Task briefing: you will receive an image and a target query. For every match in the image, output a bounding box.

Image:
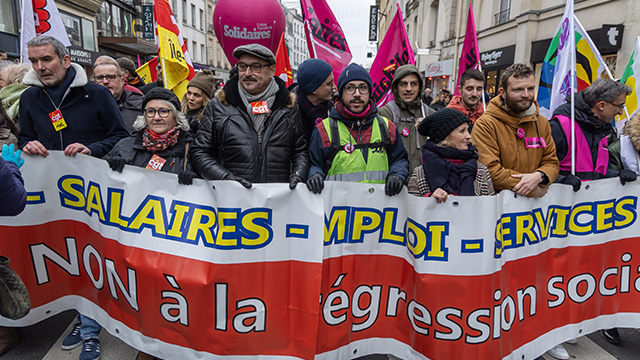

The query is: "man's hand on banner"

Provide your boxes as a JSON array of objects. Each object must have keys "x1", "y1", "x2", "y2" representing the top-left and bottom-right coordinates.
[
  {"x1": 22, "y1": 140, "x2": 49, "y2": 157},
  {"x1": 306, "y1": 174, "x2": 324, "y2": 194},
  {"x1": 289, "y1": 174, "x2": 304, "y2": 190},
  {"x1": 619, "y1": 169, "x2": 637, "y2": 185},
  {"x1": 562, "y1": 173, "x2": 582, "y2": 192},
  {"x1": 385, "y1": 174, "x2": 404, "y2": 196},
  {"x1": 64, "y1": 143, "x2": 91, "y2": 157},
  {"x1": 178, "y1": 170, "x2": 198, "y2": 185},
  {"x1": 106, "y1": 157, "x2": 126, "y2": 172},
  {"x1": 225, "y1": 174, "x2": 252, "y2": 189},
  {"x1": 1, "y1": 144, "x2": 25, "y2": 169}
]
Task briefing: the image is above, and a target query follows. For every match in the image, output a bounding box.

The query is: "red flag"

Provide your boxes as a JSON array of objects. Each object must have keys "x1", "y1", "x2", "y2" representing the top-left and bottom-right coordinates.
[
  {"x1": 454, "y1": 3, "x2": 482, "y2": 95},
  {"x1": 275, "y1": 34, "x2": 293, "y2": 86},
  {"x1": 300, "y1": 0, "x2": 352, "y2": 84}
]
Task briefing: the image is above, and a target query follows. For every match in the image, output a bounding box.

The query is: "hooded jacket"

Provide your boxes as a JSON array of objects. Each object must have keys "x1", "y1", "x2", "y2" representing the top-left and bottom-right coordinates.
[
  {"x1": 18, "y1": 63, "x2": 128, "y2": 158},
  {"x1": 471, "y1": 96, "x2": 559, "y2": 196},
  {"x1": 447, "y1": 95, "x2": 484, "y2": 124},
  {"x1": 378, "y1": 65, "x2": 432, "y2": 170},
  {"x1": 549, "y1": 92, "x2": 616, "y2": 181},
  {"x1": 190, "y1": 76, "x2": 309, "y2": 183}
]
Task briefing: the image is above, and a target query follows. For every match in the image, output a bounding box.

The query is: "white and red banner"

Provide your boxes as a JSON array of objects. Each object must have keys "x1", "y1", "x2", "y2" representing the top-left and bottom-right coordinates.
[
  {"x1": 369, "y1": 3, "x2": 415, "y2": 108},
  {"x1": 2, "y1": 153, "x2": 640, "y2": 359}
]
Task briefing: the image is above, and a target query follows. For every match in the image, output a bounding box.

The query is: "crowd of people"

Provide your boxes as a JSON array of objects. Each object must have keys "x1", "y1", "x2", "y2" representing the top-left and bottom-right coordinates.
[{"x1": 0, "y1": 34, "x2": 638, "y2": 360}]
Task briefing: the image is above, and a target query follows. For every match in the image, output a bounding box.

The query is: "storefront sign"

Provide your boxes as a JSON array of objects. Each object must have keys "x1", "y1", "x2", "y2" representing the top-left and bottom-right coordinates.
[
  {"x1": 67, "y1": 47, "x2": 99, "y2": 66},
  {"x1": 425, "y1": 59, "x2": 453, "y2": 77},
  {"x1": 480, "y1": 45, "x2": 515, "y2": 68},
  {"x1": 369, "y1": 6, "x2": 378, "y2": 42},
  {"x1": 142, "y1": 5, "x2": 155, "y2": 40}
]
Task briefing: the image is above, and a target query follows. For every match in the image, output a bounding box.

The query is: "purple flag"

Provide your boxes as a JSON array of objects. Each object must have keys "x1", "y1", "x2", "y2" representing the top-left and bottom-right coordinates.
[{"x1": 369, "y1": 3, "x2": 415, "y2": 108}]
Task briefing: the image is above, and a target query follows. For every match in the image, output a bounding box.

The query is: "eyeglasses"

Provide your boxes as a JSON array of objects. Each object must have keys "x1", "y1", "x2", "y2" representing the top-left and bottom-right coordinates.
[
  {"x1": 606, "y1": 101, "x2": 625, "y2": 109},
  {"x1": 144, "y1": 108, "x2": 172, "y2": 118},
  {"x1": 343, "y1": 83, "x2": 370, "y2": 95},
  {"x1": 94, "y1": 74, "x2": 119, "y2": 82},
  {"x1": 237, "y1": 62, "x2": 268, "y2": 73}
]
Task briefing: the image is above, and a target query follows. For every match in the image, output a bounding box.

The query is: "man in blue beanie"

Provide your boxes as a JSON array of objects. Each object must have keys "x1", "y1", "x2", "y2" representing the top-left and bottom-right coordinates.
[
  {"x1": 293, "y1": 58, "x2": 335, "y2": 141},
  {"x1": 306, "y1": 63, "x2": 409, "y2": 196}
]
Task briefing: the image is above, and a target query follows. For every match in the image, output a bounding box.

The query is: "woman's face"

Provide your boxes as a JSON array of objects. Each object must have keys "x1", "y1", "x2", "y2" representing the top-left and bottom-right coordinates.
[
  {"x1": 443, "y1": 122, "x2": 471, "y2": 150},
  {"x1": 145, "y1": 99, "x2": 177, "y2": 134},
  {"x1": 186, "y1": 86, "x2": 205, "y2": 110}
]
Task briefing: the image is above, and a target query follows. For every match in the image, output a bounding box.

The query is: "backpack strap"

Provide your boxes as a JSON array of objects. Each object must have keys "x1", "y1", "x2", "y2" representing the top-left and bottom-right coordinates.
[{"x1": 323, "y1": 117, "x2": 342, "y2": 173}]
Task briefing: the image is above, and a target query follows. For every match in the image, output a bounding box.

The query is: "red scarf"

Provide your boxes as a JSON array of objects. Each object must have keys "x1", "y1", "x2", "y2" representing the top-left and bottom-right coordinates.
[{"x1": 143, "y1": 127, "x2": 179, "y2": 152}]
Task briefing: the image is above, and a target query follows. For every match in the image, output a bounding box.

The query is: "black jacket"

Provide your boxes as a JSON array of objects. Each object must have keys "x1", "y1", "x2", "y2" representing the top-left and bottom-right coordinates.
[
  {"x1": 190, "y1": 76, "x2": 309, "y2": 183},
  {"x1": 18, "y1": 64, "x2": 128, "y2": 158},
  {"x1": 117, "y1": 90, "x2": 143, "y2": 133},
  {"x1": 550, "y1": 92, "x2": 616, "y2": 181},
  {"x1": 105, "y1": 130, "x2": 194, "y2": 174}
]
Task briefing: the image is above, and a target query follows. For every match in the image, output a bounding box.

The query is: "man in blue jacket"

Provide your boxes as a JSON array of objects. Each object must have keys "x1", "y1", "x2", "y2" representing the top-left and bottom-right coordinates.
[{"x1": 17, "y1": 36, "x2": 128, "y2": 360}]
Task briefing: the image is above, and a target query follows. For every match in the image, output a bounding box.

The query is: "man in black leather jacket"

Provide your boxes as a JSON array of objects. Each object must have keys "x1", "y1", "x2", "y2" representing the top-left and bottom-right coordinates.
[{"x1": 190, "y1": 44, "x2": 308, "y2": 189}]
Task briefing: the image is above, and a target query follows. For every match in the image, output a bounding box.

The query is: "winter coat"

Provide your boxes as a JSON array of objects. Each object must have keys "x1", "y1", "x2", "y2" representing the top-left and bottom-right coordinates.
[
  {"x1": 307, "y1": 103, "x2": 410, "y2": 181},
  {"x1": 116, "y1": 90, "x2": 143, "y2": 133},
  {"x1": 550, "y1": 92, "x2": 616, "y2": 181},
  {"x1": 447, "y1": 95, "x2": 484, "y2": 124},
  {"x1": 105, "y1": 130, "x2": 193, "y2": 174},
  {"x1": 18, "y1": 63, "x2": 128, "y2": 158},
  {"x1": 407, "y1": 163, "x2": 494, "y2": 197},
  {"x1": 0, "y1": 158, "x2": 26, "y2": 216},
  {"x1": 292, "y1": 85, "x2": 333, "y2": 143},
  {"x1": 471, "y1": 96, "x2": 559, "y2": 196},
  {"x1": 378, "y1": 64, "x2": 433, "y2": 171},
  {"x1": 190, "y1": 76, "x2": 309, "y2": 183}
]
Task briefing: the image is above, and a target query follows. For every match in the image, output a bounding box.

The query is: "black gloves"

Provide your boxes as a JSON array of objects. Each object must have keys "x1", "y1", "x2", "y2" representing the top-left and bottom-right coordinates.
[
  {"x1": 289, "y1": 174, "x2": 304, "y2": 190},
  {"x1": 306, "y1": 174, "x2": 324, "y2": 194},
  {"x1": 619, "y1": 169, "x2": 637, "y2": 185},
  {"x1": 178, "y1": 171, "x2": 197, "y2": 185},
  {"x1": 106, "y1": 157, "x2": 126, "y2": 172},
  {"x1": 225, "y1": 174, "x2": 252, "y2": 188},
  {"x1": 562, "y1": 173, "x2": 581, "y2": 192},
  {"x1": 385, "y1": 175, "x2": 404, "y2": 196}
]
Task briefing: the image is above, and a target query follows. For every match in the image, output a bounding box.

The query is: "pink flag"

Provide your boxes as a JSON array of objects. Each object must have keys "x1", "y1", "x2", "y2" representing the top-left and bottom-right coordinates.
[
  {"x1": 454, "y1": 3, "x2": 482, "y2": 95},
  {"x1": 369, "y1": 3, "x2": 415, "y2": 108},
  {"x1": 300, "y1": 0, "x2": 352, "y2": 83}
]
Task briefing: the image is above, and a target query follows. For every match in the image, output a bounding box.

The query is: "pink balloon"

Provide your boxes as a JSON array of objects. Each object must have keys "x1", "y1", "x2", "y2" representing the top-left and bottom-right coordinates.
[{"x1": 213, "y1": 0, "x2": 286, "y2": 65}]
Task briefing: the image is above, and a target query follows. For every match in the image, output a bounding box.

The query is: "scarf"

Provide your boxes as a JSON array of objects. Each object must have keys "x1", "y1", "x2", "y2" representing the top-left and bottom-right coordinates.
[
  {"x1": 335, "y1": 99, "x2": 374, "y2": 121},
  {"x1": 0, "y1": 83, "x2": 29, "y2": 121},
  {"x1": 421, "y1": 141, "x2": 478, "y2": 196},
  {"x1": 143, "y1": 126, "x2": 180, "y2": 152},
  {"x1": 44, "y1": 66, "x2": 76, "y2": 107},
  {"x1": 238, "y1": 77, "x2": 280, "y2": 136}
]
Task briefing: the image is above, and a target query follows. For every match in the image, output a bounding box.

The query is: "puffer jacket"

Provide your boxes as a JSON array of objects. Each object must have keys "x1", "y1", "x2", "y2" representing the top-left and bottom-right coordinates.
[
  {"x1": 105, "y1": 130, "x2": 194, "y2": 174},
  {"x1": 471, "y1": 96, "x2": 559, "y2": 196},
  {"x1": 190, "y1": 76, "x2": 309, "y2": 183},
  {"x1": 550, "y1": 92, "x2": 616, "y2": 181}
]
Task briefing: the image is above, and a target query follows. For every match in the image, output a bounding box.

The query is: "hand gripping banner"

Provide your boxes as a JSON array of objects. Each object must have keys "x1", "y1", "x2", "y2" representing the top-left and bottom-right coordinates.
[{"x1": 2, "y1": 153, "x2": 640, "y2": 359}]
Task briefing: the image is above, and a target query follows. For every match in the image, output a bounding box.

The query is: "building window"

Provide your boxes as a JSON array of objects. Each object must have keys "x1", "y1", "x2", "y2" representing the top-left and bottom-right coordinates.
[
  {"x1": 98, "y1": 2, "x2": 112, "y2": 37},
  {"x1": 60, "y1": 11, "x2": 95, "y2": 51},
  {"x1": 82, "y1": 19, "x2": 95, "y2": 51},
  {"x1": 172, "y1": 0, "x2": 177, "y2": 12},
  {"x1": 496, "y1": 0, "x2": 510, "y2": 25},
  {"x1": 0, "y1": 0, "x2": 16, "y2": 33},
  {"x1": 192, "y1": 41, "x2": 197, "y2": 60},
  {"x1": 191, "y1": 4, "x2": 196, "y2": 27},
  {"x1": 112, "y1": 6, "x2": 123, "y2": 35},
  {"x1": 199, "y1": 9, "x2": 204, "y2": 30},
  {"x1": 182, "y1": 0, "x2": 187, "y2": 24},
  {"x1": 201, "y1": 44, "x2": 205, "y2": 63}
]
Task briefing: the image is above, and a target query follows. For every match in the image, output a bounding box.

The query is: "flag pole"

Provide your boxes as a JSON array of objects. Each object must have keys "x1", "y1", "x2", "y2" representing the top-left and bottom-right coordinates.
[{"x1": 569, "y1": 1, "x2": 576, "y2": 175}]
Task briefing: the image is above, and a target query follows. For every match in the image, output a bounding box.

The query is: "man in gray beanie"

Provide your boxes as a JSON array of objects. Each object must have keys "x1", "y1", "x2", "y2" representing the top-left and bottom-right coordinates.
[
  {"x1": 306, "y1": 63, "x2": 409, "y2": 196},
  {"x1": 293, "y1": 58, "x2": 336, "y2": 141},
  {"x1": 190, "y1": 44, "x2": 309, "y2": 189}
]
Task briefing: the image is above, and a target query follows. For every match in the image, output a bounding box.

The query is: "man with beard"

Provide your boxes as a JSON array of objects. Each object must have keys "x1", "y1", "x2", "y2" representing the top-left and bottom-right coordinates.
[
  {"x1": 306, "y1": 63, "x2": 409, "y2": 196},
  {"x1": 190, "y1": 44, "x2": 308, "y2": 189},
  {"x1": 471, "y1": 63, "x2": 558, "y2": 198},
  {"x1": 379, "y1": 64, "x2": 433, "y2": 170},
  {"x1": 447, "y1": 68, "x2": 485, "y2": 126}
]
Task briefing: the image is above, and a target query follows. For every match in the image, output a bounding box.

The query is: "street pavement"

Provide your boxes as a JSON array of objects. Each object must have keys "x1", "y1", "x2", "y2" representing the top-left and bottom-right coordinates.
[{"x1": 2, "y1": 311, "x2": 640, "y2": 359}]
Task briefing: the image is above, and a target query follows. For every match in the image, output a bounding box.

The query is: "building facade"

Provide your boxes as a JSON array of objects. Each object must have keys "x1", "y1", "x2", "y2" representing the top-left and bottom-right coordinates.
[
  {"x1": 380, "y1": 0, "x2": 637, "y2": 98},
  {"x1": 283, "y1": 4, "x2": 308, "y2": 76}
]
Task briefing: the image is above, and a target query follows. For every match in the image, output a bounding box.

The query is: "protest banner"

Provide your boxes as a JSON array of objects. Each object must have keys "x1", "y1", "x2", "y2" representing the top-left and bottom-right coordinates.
[
  {"x1": 2, "y1": 154, "x2": 640, "y2": 359},
  {"x1": 369, "y1": 3, "x2": 414, "y2": 108}
]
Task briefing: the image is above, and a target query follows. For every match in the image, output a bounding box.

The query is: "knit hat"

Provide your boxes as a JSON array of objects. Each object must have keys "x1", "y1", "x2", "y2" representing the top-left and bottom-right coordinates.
[
  {"x1": 297, "y1": 59, "x2": 333, "y2": 95},
  {"x1": 418, "y1": 108, "x2": 469, "y2": 143},
  {"x1": 187, "y1": 69, "x2": 215, "y2": 97},
  {"x1": 142, "y1": 87, "x2": 181, "y2": 111},
  {"x1": 337, "y1": 63, "x2": 372, "y2": 97},
  {"x1": 233, "y1": 44, "x2": 276, "y2": 65}
]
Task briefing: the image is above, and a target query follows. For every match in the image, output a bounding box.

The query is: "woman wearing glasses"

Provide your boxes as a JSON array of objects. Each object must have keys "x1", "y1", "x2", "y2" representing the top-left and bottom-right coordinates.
[{"x1": 104, "y1": 87, "x2": 198, "y2": 185}]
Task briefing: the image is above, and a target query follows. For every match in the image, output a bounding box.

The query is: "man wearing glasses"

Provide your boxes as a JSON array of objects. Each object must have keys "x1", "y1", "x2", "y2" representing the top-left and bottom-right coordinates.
[
  {"x1": 190, "y1": 44, "x2": 308, "y2": 189},
  {"x1": 306, "y1": 63, "x2": 409, "y2": 196},
  {"x1": 93, "y1": 56, "x2": 143, "y2": 132},
  {"x1": 550, "y1": 78, "x2": 632, "y2": 190}
]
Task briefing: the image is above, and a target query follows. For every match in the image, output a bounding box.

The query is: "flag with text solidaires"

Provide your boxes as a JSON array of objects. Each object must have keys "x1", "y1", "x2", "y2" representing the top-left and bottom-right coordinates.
[
  {"x1": 154, "y1": 0, "x2": 195, "y2": 99},
  {"x1": 300, "y1": 0, "x2": 352, "y2": 84},
  {"x1": 369, "y1": 3, "x2": 415, "y2": 108},
  {"x1": 20, "y1": 0, "x2": 71, "y2": 62},
  {"x1": 454, "y1": 3, "x2": 481, "y2": 96},
  {"x1": 620, "y1": 36, "x2": 640, "y2": 121},
  {"x1": 275, "y1": 34, "x2": 293, "y2": 86}
]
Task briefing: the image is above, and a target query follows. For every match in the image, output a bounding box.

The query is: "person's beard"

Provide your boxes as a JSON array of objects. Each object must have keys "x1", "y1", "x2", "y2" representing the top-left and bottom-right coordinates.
[{"x1": 504, "y1": 93, "x2": 533, "y2": 114}]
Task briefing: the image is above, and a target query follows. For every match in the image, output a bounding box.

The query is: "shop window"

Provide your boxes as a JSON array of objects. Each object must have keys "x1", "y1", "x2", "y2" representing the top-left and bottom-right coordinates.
[
  {"x1": 603, "y1": 54, "x2": 617, "y2": 78},
  {"x1": 0, "y1": 0, "x2": 16, "y2": 33},
  {"x1": 98, "y1": 1, "x2": 112, "y2": 37},
  {"x1": 60, "y1": 11, "x2": 95, "y2": 51}
]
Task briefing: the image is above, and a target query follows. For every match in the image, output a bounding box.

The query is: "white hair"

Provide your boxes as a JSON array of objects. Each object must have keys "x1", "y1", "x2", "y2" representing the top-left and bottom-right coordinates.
[{"x1": 133, "y1": 100, "x2": 190, "y2": 132}]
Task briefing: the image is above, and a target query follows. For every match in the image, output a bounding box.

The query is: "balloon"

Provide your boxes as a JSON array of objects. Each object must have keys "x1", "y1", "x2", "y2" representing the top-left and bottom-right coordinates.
[{"x1": 212, "y1": 0, "x2": 286, "y2": 65}]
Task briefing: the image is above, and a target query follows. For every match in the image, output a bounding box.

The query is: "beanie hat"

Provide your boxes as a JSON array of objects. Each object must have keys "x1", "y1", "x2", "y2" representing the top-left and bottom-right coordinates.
[
  {"x1": 297, "y1": 59, "x2": 333, "y2": 95},
  {"x1": 188, "y1": 69, "x2": 215, "y2": 97},
  {"x1": 142, "y1": 87, "x2": 181, "y2": 112},
  {"x1": 418, "y1": 108, "x2": 469, "y2": 144},
  {"x1": 337, "y1": 63, "x2": 372, "y2": 97}
]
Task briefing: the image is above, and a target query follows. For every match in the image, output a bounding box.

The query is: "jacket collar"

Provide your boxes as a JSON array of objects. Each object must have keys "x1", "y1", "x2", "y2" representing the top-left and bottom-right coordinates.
[
  {"x1": 23, "y1": 63, "x2": 88, "y2": 89},
  {"x1": 217, "y1": 76, "x2": 293, "y2": 112},
  {"x1": 484, "y1": 95, "x2": 540, "y2": 127}
]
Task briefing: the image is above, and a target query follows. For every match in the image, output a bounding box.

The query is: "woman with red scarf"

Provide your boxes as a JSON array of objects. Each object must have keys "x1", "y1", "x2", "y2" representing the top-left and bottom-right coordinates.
[
  {"x1": 105, "y1": 87, "x2": 197, "y2": 185},
  {"x1": 408, "y1": 108, "x2": 494, "y2": 202}
]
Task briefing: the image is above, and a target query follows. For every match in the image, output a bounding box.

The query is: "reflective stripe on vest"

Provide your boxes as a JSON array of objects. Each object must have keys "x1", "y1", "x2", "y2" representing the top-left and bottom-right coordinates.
[
  {"x1": 556, "y1": 114, "x2": 608, "y2": 180},
  {"x1": 323, "y1": 117, "x2": 390, "y2": 184}
]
